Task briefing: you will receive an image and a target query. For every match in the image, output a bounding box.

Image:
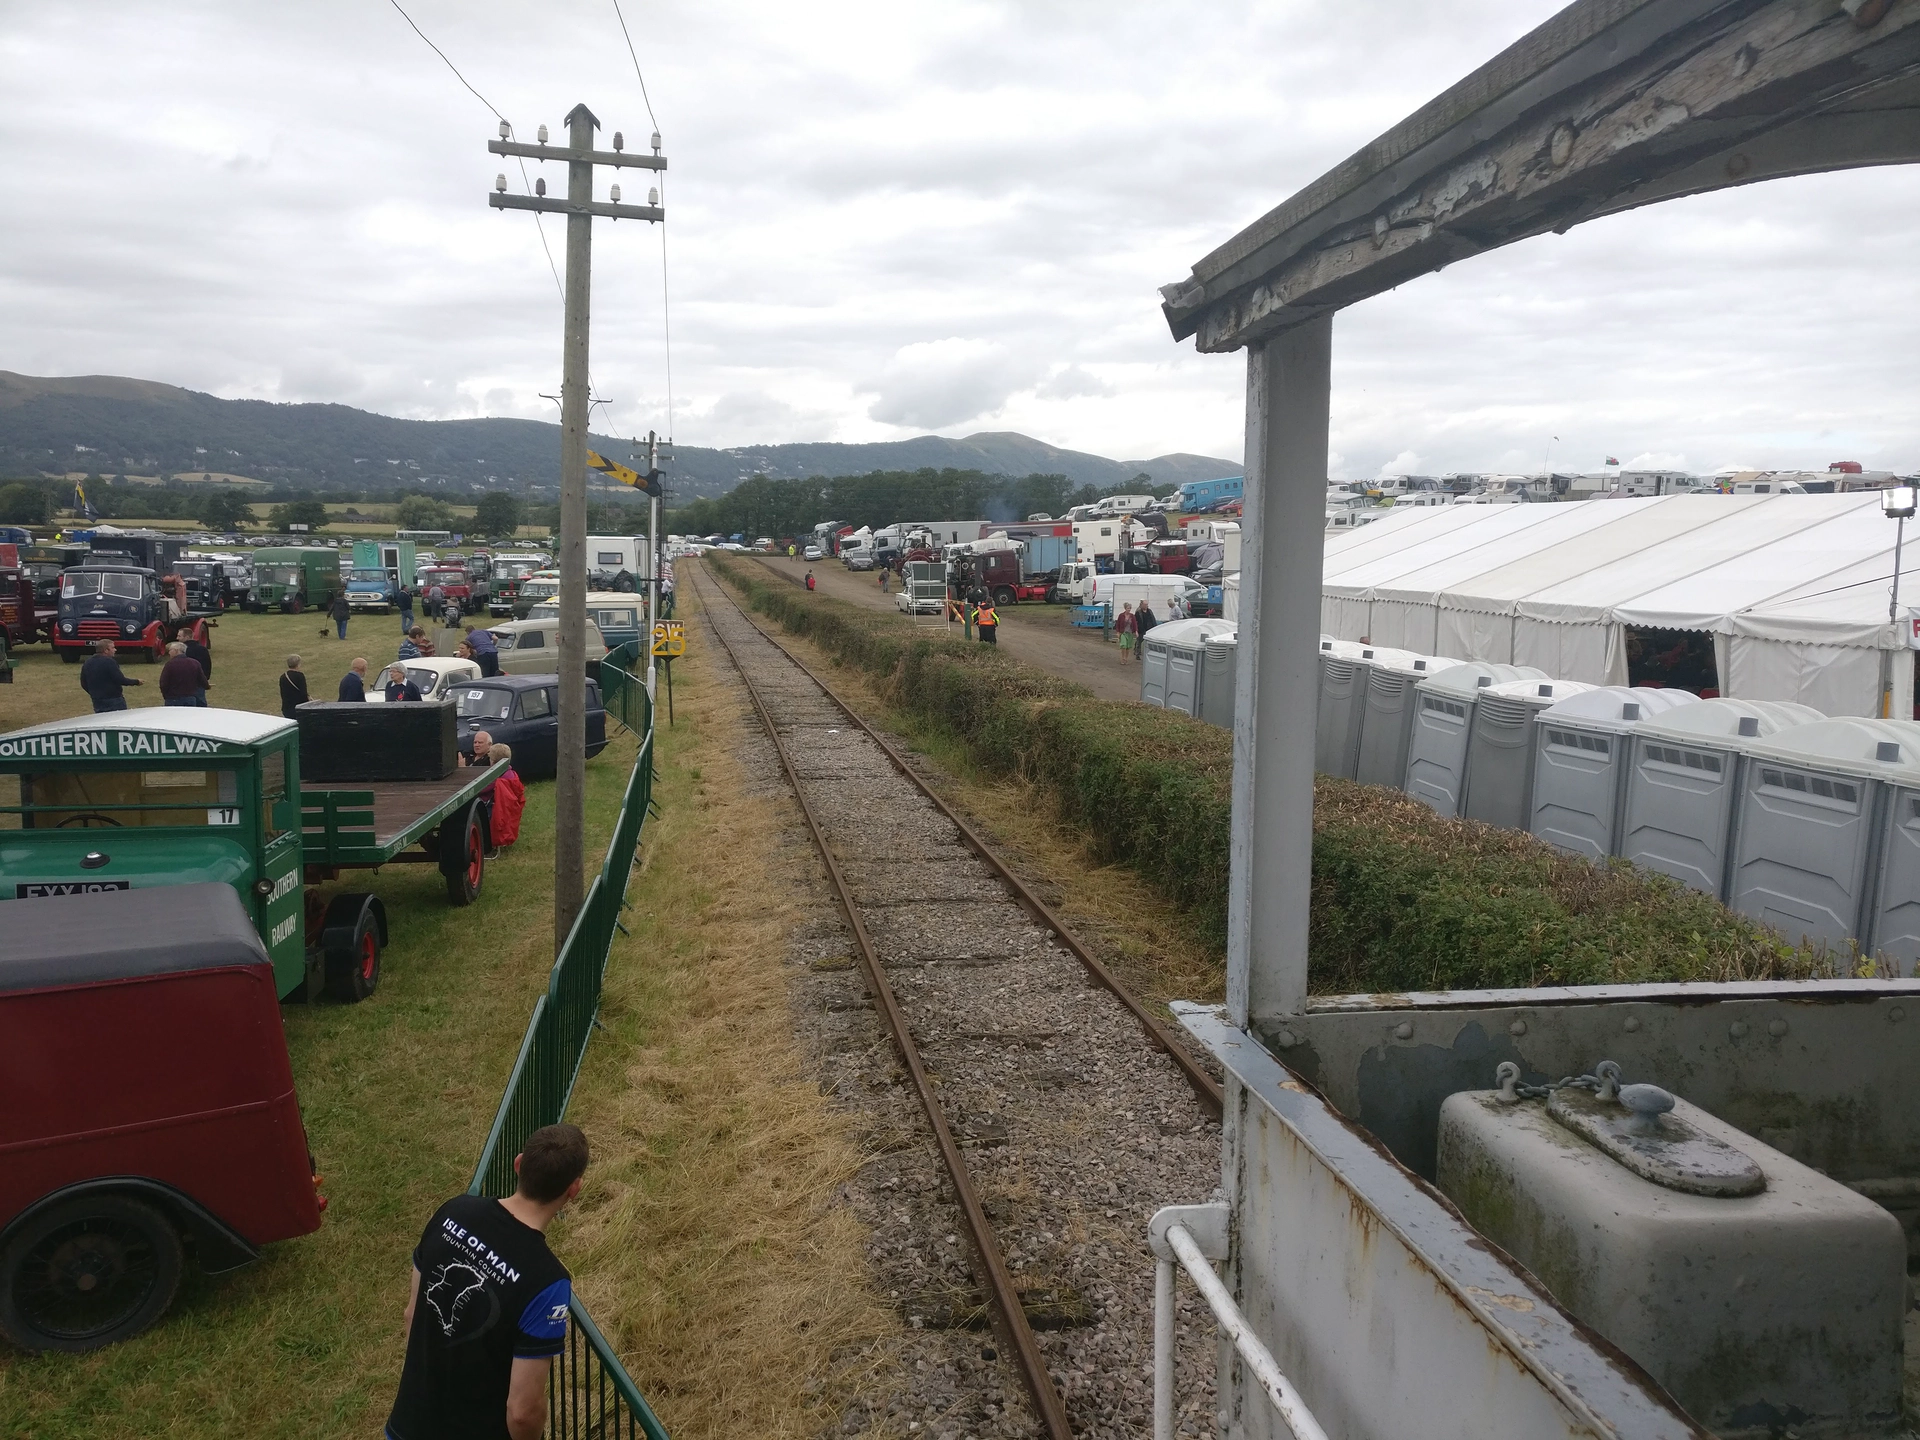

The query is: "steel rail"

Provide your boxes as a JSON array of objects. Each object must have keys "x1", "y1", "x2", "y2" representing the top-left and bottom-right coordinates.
[
  {"x1": 701, "y1": 560, "x2": 1224, "y2": 1119},
  {"x1": 694, "y1": 567, "x2": 1077, "y2": 1440}
]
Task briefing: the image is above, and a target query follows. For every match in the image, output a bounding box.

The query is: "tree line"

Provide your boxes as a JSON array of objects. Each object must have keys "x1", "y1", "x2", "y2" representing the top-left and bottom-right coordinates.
[{"x1": 665, "y1": 468, "x2": 1172, "y2": 540}]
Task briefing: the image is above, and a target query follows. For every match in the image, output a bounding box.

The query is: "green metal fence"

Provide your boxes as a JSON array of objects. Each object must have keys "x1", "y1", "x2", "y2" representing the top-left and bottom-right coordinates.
[{"x1": 469, "y1": 659, "x2": 668, "y2": 1440}]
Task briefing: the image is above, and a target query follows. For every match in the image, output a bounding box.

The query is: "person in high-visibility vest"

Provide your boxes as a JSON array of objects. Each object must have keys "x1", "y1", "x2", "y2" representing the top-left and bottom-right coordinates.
[{"x1": 975, "y1": 600, "x2": 999, "y2": 644}]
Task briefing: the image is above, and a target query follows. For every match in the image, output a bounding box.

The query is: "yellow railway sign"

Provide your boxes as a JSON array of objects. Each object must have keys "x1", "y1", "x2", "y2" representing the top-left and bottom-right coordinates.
[
  {"x1": 651, "y1": 620, "x2": 686, "y2": 657},
  {"x1": 586, "y1": 449, "x2": 643, "y2": 487}
]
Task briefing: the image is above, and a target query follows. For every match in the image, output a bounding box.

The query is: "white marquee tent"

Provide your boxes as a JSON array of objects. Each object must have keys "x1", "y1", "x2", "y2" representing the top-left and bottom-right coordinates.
[{"x1": 1319, "y1": 494, "x2": 1917, "y2": 717}]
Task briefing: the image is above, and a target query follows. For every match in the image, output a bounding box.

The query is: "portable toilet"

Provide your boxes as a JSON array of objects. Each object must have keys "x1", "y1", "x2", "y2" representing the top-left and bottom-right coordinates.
[
  {"x1": 1139, "y1": 618, "x2": 1235, "y2": 715},
  {"x1": 1865, "y1": 736, "x2": 1920, "y2": 976},
  {"x1": 1730, "y1": 719, "x2": 1920, "y2": 956},
  {"x1": 1404, "y1": 663, "x2": 1548, "y2": 817},
  {"x1": 1461, "y1": 678, "x2": 1596, "y2": 831},
  {"x1": 1619, "y1": 699, "x2": 1825, "y2": 899},
  {"x1": 1525, "y1": 687, "x2": 1699, "y2": 860},
  {"x1": 1353, "y1": 652, "x2": 1449, "y2": 788},
  {"x1": 1318, "y1": 645, "x2": 1423, "y2": 780},
  {"x1": 1200, "y1": 631, "x2": 1237, "y2": 729}
]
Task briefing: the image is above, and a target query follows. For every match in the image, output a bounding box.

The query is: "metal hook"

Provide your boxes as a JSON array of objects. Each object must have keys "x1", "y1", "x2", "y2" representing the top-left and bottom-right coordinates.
[
  {"x1": 1495, "y1": 1061, "x2": 1522, "y2": 1104},
  {"x1": 1594, "y1": 1059, "x2": 1622, "y2": 1102}
]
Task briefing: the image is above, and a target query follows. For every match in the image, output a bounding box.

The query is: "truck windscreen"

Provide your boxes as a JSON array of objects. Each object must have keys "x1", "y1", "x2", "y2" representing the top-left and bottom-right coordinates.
[
  {"x1": 17, "y1": 768, "x2": 241, "y2": 828},
  {"x1": 63, "y1": 573, "x2": 143, "y2": 600}
]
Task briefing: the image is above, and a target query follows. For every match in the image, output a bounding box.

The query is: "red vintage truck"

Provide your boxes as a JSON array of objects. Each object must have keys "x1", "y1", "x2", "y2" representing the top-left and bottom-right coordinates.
[
  {"x1": 0, "y1": 884, "x2": 324, "y2": 1352},
  {"x1": 416, "y1": 563, "x2": 476, "y2": 615}
]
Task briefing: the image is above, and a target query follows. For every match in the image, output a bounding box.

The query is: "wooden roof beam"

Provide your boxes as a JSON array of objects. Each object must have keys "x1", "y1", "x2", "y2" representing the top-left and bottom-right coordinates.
[{"x1": 1164, "y1": 0, "x2": 1920, "y2": 353}]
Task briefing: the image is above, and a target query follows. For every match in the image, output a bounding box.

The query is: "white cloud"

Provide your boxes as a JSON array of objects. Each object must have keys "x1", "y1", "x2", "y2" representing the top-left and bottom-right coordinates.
[
  {"x1": 1378, "y1": 449, "x2": 1423, "y2": 478},
  {"x1": 0, "y1": 0, "x2": 1912, "y2": 476},
  {"x1": 863, "y1": 339, "x2": 1031, "y2": 430}
]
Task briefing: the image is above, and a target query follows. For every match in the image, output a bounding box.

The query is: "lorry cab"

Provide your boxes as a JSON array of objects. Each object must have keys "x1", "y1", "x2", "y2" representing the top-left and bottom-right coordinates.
[
  {"x1": 487, "y1": 553, "x2": 548, "y2": 616},
  {"x1": 0, "y1": 710, "x2": 307, "y2": 992},
  {"x1": 52, "y1": 565, "x2": 172, "y2": 662},
  {"x1": 170, "y1": 559, "x2": 231, "y2": 613},
  {"x1": 345, "y1": 567, "x2": 395, "y2": 612},
  {"x1": 417, "y1": 565, "x2": 474, "y2": 613}
]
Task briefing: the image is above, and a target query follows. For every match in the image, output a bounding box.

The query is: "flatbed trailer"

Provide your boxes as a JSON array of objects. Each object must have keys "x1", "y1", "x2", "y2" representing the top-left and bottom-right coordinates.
[{"x1": 0, "y1": 709, "x2": 506, "y2": 1005}]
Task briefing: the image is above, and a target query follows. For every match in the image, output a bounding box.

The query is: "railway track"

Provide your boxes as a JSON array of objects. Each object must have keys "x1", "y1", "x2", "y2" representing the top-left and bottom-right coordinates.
[{"x1": 689, "y1": 561, "x2": 1222, "y2": 1439}]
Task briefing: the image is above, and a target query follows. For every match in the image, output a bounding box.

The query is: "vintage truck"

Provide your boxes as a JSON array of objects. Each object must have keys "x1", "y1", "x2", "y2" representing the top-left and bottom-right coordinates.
[
  {"x1": 487, "y1": 553, "x2": 549, "y2": 615},
  {"x1": 250, "y1": 546, "x2": 341, "y2": 613},
  {"x1": 51, "y1": 563, "x2": 211, "y2": 664},
  {"x1": 0, "y1": 708, "x2": 506, "y2": 1003}
]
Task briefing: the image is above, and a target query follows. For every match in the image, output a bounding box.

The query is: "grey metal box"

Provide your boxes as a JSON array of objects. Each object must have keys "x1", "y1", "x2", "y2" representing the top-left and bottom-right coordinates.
[
  {"x1": 1868, "y1": 783, "x2": 1920, "y2": 976},
  {"x1": 1438, "y1": 1088, "x2": 1907, "y2": 1438},
  {"x1": 1526, "y1": 686, "x2": 1698, "y2": 860}
]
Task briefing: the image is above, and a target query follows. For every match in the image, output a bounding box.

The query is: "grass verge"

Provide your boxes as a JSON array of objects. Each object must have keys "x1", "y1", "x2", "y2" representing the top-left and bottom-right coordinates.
[
  {"x1": 520, "y1": 579, "x2": 896, "y2": 1439},
  {"x1": 707, "y1": 554, "x2": 1836, "y2": 991}
]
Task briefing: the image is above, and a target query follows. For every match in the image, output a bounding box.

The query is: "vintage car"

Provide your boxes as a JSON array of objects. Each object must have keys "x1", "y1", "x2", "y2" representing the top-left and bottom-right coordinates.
[
  {"x1": 485, "y1": 616, "x2": 607, "y2": 677},
  {"x1": 366, "y1": 656, "x2": 483, "y2": 704},
  {"x1": 453, "y1": 674, "x2": 609, "y2": 780}
]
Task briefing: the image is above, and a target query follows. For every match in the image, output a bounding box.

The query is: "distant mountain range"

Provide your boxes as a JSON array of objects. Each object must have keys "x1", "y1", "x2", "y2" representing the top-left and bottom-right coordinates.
[{"x1": 0, "y1": 372, "x2": 1241, "y2": 501}]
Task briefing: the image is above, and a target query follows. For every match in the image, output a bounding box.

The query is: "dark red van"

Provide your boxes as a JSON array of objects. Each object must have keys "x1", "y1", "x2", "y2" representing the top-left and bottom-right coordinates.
[{"x1": 0, "y1": 883, "x2": 323, "y2": 1352}]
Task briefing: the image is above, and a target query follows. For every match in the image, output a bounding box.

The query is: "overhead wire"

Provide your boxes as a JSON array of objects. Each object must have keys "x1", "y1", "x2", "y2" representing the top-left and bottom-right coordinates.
[{"x1": 610, "y1": 0, "x2": 676, "y2": 448}]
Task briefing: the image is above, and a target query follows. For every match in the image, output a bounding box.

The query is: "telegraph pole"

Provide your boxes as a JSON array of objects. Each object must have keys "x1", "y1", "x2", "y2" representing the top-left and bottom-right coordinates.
[{"x1": 488, "y1": 106, "x2": 665, "y2": 953}]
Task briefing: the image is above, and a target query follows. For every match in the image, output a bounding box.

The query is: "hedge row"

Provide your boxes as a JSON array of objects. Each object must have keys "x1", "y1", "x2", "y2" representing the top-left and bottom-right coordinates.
[{"x1": 708, "y1": 556, "x2": 1833, "y2": 990}]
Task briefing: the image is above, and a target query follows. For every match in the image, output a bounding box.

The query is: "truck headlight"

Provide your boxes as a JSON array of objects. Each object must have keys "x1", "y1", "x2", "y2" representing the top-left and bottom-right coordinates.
[
  {"x1": 61, "y1": 621, "x2": 74, "y2": 634},
  {"x1": 123, "y1": 623, "x2": 139, "y2": 635}
]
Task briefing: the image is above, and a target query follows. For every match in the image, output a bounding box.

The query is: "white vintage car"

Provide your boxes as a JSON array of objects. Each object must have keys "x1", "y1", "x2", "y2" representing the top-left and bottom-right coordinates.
[{"x1": 366, "y1": 656, "x2": 483, "y2": 703}]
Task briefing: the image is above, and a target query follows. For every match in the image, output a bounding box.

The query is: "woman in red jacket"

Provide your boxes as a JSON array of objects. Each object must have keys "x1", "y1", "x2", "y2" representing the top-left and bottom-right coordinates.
[{"x1": 487, "y1": 744, "x2": 527, "y2": 850}]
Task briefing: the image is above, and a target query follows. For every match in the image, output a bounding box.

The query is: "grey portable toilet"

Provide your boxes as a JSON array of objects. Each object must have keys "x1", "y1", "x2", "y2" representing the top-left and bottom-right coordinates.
[
  {"x1": 1526, "y1": 687, "x2": 1699, "y2": 860},
  {"x1": 1461, "y1": 678, "x2": 1596, "y2": 831},
  {"x1": 1200, "y1": 631, "x2": 1237, "y2": 729},
  {"x1": 1139, "y1": 618, "x2": 1235, "y2": 715},
  {"x1": 1352, "y1": 652, "x2": 1449, "y2": 788},
  {"x1": 1318, "y1": 644, "x2": 1422, "y2": 780},
  {"x1": 1404, "y1": 663, "x2": 1548, "y2": 817},
  {"x1": 1730, "y1": 719, "x2": 1920, "y2": 955},
  {"x1": 1865, "y1": 735, "x2": 1920, "y2": 976},
  {"x1": 1619, "y1": 699, "x2": 1824, "y2": 899}
]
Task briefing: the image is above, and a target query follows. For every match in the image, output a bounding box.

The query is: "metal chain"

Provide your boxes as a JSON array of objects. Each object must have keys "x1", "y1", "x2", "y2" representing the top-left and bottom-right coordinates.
[{"x1": 1495, "y1": 1058, "x2": 1622, "y2": 1104}]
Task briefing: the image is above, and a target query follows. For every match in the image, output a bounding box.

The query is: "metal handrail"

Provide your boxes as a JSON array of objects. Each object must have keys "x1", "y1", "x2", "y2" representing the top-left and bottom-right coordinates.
[{"x1": 1151, "y1": 1206, "x2": 1328, "y2": 1440}]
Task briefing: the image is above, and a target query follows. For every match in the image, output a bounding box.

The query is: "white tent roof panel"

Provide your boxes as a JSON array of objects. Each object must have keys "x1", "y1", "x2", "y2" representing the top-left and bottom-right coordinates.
[
  {"x1": 1369, "y1": 500, "x2": 1652, "y2": 608},
  {"x1": 1323, "y1": 504, "x2": 1572, "y2": 600}
]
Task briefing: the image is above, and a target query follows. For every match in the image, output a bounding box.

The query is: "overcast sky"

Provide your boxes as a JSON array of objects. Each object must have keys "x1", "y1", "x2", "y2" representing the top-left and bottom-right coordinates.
[{"x1": 3, "y1": 1, "x2": 1916, "y2": 479}]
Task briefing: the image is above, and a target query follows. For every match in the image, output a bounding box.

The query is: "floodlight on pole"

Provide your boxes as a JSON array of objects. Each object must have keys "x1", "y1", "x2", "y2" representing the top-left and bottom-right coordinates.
[{"x1": 1882, "y1": 485, "x2": 1916, "y2": 718}]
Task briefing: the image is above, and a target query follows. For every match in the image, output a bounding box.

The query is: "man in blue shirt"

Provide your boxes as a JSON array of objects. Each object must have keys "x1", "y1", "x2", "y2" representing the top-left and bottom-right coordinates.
[
  {"x1": 79, "y1": 639, "x2": 143, "y2": 712},
  {"x1": 338, "y1": 657, "x2": 369, "y2": 702},
  {"x1": 465, "y1": 623, "x2": 500, "y2": 678},
  {"x1": 386, "y1": 1124, "x2": 588, "y2": 1440}
]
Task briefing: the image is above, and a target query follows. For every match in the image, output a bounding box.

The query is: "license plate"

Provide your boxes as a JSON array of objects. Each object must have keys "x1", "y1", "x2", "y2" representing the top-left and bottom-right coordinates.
[{"x1": 16, "y1": 880, "x2": 132, "y2": 898}]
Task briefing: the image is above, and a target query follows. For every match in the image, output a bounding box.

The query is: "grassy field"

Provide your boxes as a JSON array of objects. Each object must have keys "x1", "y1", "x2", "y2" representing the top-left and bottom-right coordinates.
[
  {"x1": 0, "y1": 610, "x2": 641, "y2": 1437},
  {"x1": 0, "y1": 594, "x2": 897, "y2": 1439}
]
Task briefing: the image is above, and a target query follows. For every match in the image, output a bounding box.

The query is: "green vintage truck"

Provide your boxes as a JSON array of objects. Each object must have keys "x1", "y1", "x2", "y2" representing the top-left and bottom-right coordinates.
[
  {"x1": 250, "y1": 546, "x2": 341, "y2": 613},
  {"x1": 0, "y1": 709, "x2": 505, "y2": 1002}
]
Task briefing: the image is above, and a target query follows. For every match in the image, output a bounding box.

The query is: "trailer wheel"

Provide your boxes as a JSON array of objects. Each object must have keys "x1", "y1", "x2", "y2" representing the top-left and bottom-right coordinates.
[
  {"x1": 0, "y1": 1194, "x2": 184, "y2": 1353},
  {"x1": 323, "y1": 899, "x2": 383, "y2": 1002},
  {"x1": 993, "y1": 586, "x2": 1016, "y2": 608},
  {"x1": 439, "y1": 802, "x2": 486, "y2": 906}
]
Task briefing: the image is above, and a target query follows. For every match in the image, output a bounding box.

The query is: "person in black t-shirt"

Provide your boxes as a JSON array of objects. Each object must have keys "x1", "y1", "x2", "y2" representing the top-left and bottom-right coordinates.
[{"x1": 387, "y1": 1124, "x2": 589, "y2": 1440}]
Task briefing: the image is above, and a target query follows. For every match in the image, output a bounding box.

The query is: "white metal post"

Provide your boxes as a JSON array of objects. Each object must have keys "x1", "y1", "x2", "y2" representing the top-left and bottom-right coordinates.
[
  {"x1": 1154, "y1": 1255, "x2": 1176, "y2": 1440},
  {"x1": 1226, "y1": 317, "x2": 1333, "y2": 1026}
]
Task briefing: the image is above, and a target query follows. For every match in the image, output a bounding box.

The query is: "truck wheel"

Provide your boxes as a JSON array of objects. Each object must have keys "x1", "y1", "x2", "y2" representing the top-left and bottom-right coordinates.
[
  {"x1": 993, "y1": 586, "x2": 1016, "y2": 608},
  {"x1": 60, "y1": 648, "x2": 81, "y2": 664},
  {"x1": 323, "y1": 902, "x2": 382, "y2": 1002},
  {"x1": 439, "y1": 803, "x2": 485, "y2": 906},
  {"x1": 0, "y1": 1194, "x2": 184, "y2": 1353}
]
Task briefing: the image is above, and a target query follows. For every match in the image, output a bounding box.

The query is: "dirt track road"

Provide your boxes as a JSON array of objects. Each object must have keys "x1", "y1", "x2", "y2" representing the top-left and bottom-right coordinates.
[{"x1": 754, "y1": 555, "x2": 1146, "y2": 704}]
